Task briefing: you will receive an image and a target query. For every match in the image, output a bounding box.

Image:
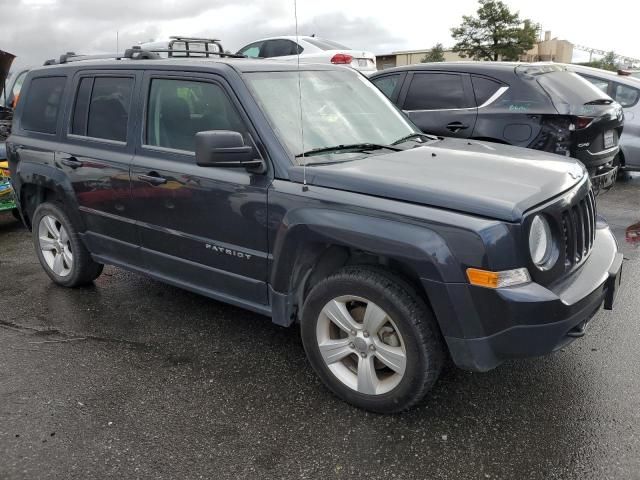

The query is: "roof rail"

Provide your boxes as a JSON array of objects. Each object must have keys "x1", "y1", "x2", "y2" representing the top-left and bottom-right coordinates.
[
  {"x1": 44, "y1": 52, "x2": 120, "y2": 66},
  {"x1": 44, "y1": 36, "x2": 245, "y2": 65}
]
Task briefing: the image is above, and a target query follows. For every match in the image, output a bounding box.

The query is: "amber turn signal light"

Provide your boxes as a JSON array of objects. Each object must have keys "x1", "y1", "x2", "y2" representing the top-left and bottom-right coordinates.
[{"x1": 466, "y1": 267, "x2": 531, "y2": 289}]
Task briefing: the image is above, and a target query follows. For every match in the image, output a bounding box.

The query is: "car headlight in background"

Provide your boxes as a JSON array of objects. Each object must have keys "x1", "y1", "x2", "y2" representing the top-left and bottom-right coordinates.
[{"x1": 529, "y1": 214, "x2": 557, "y2": 270}]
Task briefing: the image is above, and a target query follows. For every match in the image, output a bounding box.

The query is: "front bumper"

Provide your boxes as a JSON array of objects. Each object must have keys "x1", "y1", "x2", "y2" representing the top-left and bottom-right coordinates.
[{"x1": 426, "y1": 224, "x2": 622, "y2": 372}]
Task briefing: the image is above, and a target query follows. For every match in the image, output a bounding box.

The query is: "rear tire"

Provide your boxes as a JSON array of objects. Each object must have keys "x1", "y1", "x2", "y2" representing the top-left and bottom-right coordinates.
[
  {"x1": 301, "y1": 266, "x2": 444, "y2": 413},
  {"x1": 32, "y1": 202, "x2": 103, "y2": 287}
]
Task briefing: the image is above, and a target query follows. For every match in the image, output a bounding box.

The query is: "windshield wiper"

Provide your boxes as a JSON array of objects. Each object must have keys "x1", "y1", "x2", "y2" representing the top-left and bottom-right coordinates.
[
  {"x1": 391, "y1": 132, "x2": 438, "y2": 145},
  {"x1": 295, "y1": 143, "x2": 401, "y2": 158}
]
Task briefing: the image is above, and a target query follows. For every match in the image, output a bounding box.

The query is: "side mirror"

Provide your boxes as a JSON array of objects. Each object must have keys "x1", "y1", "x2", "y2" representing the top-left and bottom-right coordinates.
[{"x1": 195, "y1": 130, "x2": 263, "y2": 170}]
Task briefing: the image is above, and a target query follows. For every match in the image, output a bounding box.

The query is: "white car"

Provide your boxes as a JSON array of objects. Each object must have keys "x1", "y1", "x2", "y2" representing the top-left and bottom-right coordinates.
[
  {"x1": 237, "y1": 36, "x2": 377, "y2": 75},
  {"x1": 563, "y1": 64, "x2": 640, "y2": 172}
]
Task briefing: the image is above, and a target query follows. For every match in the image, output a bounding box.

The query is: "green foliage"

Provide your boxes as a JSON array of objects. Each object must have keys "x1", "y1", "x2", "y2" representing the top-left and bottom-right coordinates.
[
  {"x1": 451, "y1": 0, "x2": 538, "y2": 61},
  {"x1": 421, "y1": 43, "x2": 446, "y2": 63},
  {"x1": 577, "y1": 51, "x2": 619, "y2": 72}
]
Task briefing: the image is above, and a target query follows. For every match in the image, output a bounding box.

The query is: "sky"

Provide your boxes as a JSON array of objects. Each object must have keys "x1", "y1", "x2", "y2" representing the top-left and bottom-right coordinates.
[{"x1": 1, "y1": 0, "x2": 638, "y2": 71}]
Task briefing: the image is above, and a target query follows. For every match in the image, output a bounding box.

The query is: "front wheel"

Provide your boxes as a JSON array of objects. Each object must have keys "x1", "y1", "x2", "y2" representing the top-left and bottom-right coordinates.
[
  {"x1": 32, "y1": 202, "x2": 103, "y2": 287},
  {"x1": 301, "y1": 267, "x2": 444, "y2": 413}
]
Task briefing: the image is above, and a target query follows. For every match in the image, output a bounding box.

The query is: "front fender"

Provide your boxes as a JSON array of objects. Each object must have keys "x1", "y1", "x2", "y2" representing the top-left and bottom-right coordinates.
[{"x1": 269, "y1": 207, "x2": 468, "y2": 294}]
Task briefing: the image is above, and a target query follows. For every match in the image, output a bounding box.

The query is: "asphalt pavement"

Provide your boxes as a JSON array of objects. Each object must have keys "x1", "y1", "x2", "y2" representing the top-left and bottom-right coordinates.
[{"x1": 0, "y1": 174, "x2": 639, "y2": 480}]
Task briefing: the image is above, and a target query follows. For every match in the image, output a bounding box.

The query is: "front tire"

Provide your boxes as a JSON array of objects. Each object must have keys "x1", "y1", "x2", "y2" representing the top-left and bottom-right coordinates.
[
  {"x1": 301, "y1": 267, "x2": 444, "y2": 413},
  {"x1": 32, "y1": 202, "x2": 103, "y2": 287}
]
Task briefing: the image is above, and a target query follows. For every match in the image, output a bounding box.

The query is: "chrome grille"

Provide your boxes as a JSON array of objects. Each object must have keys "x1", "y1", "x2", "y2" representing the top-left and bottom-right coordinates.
[{"x1": 561, "y1": 189, "x2": 596, "y2": 269}]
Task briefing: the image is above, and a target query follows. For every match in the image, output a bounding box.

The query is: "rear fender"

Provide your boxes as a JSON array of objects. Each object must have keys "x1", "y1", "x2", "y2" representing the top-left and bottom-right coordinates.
[{"x1": 14, "y1": 161, "x2": 83, "y2": 230}]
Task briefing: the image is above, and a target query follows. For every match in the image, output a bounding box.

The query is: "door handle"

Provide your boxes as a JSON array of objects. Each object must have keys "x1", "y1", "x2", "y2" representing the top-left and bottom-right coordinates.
[
  {"x1": 446, "y1": 122, "x2": 469, "y2": 133},
  {"x1": 60, "y1": 156, "x2": 83, "y2": 169},
  {"x1": 138, "y1": 172, "x2": 167, "y2": 186}
]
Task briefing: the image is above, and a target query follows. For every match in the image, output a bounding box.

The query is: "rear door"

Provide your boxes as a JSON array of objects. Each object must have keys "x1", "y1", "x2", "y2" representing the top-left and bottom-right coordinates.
[
  {"x1": 399, "y1": 71, "x2": 477, "y2": 138},
  {"x1": 59, "y1": 71, "x2": 140, "y2": 265}
]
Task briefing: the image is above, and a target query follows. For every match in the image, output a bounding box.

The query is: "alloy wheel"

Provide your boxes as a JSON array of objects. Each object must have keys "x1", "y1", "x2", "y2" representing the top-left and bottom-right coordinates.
[
  {"x1": 316, "y1": 295, "x2": 407, "y2": 395},
  {"x1": 38, "y1": 214, "x2": 73, "y2": 277}
]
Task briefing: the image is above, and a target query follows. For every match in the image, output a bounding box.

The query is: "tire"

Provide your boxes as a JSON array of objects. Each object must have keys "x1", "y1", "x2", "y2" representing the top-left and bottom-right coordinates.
[
  {"x1": 300, "y1": 266, "x2": 445, "y2": 413},
  {"x1": 32, "y1": 202, "x2": 103, "y2": 287}
]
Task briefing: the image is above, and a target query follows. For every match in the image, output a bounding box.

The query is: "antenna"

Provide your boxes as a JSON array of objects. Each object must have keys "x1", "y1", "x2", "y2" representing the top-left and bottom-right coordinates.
[{"x1": 293, "y1": 0, "x2": 308, "y2": 191}]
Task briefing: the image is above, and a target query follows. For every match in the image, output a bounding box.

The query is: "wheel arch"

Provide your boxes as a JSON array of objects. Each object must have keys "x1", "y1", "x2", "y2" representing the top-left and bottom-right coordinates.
[
  {"x1": 268, "y1": 208, "x2": 473, "y2": 331},
  {"x1": 15, "y1": 162, "x2": 83, "y2": 231}
]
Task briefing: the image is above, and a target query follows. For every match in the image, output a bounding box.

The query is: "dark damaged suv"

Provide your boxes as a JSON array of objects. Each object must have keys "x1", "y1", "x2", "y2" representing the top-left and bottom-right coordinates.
[
  {"x1": 371, "y1": 63, "x2": 624, "y2": 189},
  {"x1": 7, "y1": 52, "x2": 623, "y2": 413}
]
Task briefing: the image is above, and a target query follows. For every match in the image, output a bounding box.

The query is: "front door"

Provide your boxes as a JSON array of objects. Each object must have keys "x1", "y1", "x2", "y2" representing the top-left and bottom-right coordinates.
[
  {"x1": 401, "y1": 72, "x2": 477, "y2": 138},
  {"x1": 129, "y1": 72, "x2": 271, "y2": 305}
]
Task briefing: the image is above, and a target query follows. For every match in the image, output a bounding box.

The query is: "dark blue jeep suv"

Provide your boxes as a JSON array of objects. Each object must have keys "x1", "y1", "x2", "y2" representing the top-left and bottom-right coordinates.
[{"x1": 6, "y1": 53, "x2": 623, "y2": 413}]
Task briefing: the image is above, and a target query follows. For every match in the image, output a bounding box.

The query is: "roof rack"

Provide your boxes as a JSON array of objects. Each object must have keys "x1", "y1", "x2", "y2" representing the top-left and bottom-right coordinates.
[{"x1": 44, "y1": 36, "x2": 245, "y2": 65}]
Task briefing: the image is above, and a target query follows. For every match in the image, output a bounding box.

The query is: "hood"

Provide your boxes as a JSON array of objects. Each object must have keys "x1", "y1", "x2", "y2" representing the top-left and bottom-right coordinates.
[
  {"x1": 0, "y1": 50, "x2": 15, "y2": 95},
  {"x1": 291, "y1": 138, "x2": 586, "y2": 222}
]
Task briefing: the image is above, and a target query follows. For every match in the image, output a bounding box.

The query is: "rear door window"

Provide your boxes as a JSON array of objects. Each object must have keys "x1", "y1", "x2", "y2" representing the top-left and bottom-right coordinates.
[
  {"x1": 403, "y1": 73, "x2": 472, "y2": 110},
  {"x1": 613, "y1": 83, "x2": 639, "y2": 107},
  {"x1": 21, "y1": 76, "x2": 66, "y2": 134},
  {"x1": 372, "y1": 74, "x2": 402, "y2": 100},
  {"x1": 471, "y1": 76, "x2": 503, "y2": 106},
  {"x1": 260, "y1": 39, "x2": 301, "y2": 58},
  {"x1": 71, "y1": 76, "x2": 133, "y2": 142}
]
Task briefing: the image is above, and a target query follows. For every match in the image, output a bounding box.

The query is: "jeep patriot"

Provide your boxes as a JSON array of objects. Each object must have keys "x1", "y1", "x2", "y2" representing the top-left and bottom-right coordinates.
[{"x1": 6, "y1": 55, "x2": 623, "y2": 412}]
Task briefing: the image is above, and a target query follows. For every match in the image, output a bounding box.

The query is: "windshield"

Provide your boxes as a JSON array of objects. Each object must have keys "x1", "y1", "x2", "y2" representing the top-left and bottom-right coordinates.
[{"x1": 245, "y1": 70, "x2": 417, "y2": 163}]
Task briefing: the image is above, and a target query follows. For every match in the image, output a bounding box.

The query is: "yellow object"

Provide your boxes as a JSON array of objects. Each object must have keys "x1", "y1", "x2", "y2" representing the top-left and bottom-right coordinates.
[
  {"x1": 467, "y1": 268, "x2": 500, "y2": 288},
  {"x1": 466, "y1": 267, "x2": 531, "y2": 289}
]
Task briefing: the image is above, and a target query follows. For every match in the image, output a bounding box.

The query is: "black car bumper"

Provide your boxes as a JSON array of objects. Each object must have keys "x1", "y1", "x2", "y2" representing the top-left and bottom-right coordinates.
[{"x1": 429, "y1": 224, "x2": 622, "y2": 372}]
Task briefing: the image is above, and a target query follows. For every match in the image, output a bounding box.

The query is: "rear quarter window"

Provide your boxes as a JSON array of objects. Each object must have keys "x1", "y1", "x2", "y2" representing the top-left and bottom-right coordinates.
[
  {"x1": 21, "y1": 76, "x2": 66, "y2": 134},
  {"x1": 471, "y1": 76, "x2": 504, "y2": 106},
  {"x1": 372, "y1": 74, "x2": 402, "y2": 100}
]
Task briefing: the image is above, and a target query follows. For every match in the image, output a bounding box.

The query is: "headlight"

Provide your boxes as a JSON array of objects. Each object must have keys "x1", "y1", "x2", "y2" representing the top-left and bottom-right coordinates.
[{"x1": 529, "y1": 214, "x2": 557, "y2": 270}]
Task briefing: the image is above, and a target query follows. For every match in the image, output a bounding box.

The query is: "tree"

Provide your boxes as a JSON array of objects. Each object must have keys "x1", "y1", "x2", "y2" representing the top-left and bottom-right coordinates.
[
  {"x1": 600, "y1": 51, "x2": 618, "y2": 71},
  {"x1": 579, "y1": 51, "x2": 618, "y2": 72},
  {"x1": 421, "y1": 43, "x2": 446, "y2": 63},
  {"x1": 451, "y1": 0, "x2": 538, "y2": 61}
]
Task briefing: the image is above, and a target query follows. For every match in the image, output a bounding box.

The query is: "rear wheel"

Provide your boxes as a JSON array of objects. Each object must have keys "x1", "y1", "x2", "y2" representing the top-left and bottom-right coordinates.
[
  {"x1": 301, "y1": 267, "x2": 444, "y2": 413},
  {"x1": 32, "y1": 202, "x2": 103, "y2": 287}
]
